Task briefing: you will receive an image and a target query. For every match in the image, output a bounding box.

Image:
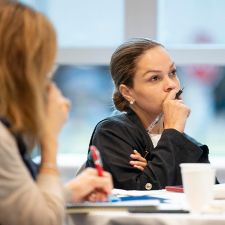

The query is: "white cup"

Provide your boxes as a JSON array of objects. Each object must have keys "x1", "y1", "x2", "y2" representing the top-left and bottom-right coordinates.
[{"x1": 180, "y1": 163, "x2": 215, "y2": 213}]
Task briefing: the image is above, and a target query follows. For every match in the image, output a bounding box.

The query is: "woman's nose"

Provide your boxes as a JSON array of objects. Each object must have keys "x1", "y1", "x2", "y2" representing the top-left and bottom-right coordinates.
[{"x1": 163, "y1": 76, "x2": 179, "y2": 92}]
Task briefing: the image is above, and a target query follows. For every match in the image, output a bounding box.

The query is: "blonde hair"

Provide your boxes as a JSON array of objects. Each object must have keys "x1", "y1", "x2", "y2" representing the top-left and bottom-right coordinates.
[{"x1": 0, "y1": 2, "x2": 56, "y2": 139}]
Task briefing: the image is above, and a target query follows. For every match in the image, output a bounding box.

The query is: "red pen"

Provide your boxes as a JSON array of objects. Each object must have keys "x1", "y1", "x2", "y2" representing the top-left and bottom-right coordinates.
[
  {"x1": 90, "y1": 145, "x2": 109, "y2": 200},
  {"x1": 90, "y1": 145, "x2": 104, "y2": 176}
]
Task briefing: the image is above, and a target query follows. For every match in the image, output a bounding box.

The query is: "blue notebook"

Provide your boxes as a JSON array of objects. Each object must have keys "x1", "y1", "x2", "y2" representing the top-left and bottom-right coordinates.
[{"x1": 109, "y1": 195, "x2": 167, "y2": 203}]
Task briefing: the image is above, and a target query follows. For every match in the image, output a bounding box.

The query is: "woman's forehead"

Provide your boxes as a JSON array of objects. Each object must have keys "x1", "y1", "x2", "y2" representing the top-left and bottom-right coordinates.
[{"x1": 136, "y1": 47, "x2": 174, "y2": 70}]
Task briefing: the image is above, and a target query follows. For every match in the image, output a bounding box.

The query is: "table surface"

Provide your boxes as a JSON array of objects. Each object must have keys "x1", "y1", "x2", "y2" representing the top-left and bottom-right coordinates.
[{"x1": 65, "y1": 189, "x2": 225, "y2": 225}]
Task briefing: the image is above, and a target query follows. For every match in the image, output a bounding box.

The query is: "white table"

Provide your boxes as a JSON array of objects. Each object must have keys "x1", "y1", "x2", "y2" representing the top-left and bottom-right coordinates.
[
  {"x1": 66, "y1": 211, "x2": 225, "y2": 225},
  {"x1": 65, "y1": 189, "x2": 225, "y2": 225}
]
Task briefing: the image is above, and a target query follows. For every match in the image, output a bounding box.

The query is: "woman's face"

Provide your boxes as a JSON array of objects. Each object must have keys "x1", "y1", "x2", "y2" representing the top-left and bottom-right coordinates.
[{"x1": 128, "y1": 46, "x2": 180, "y2": 122}]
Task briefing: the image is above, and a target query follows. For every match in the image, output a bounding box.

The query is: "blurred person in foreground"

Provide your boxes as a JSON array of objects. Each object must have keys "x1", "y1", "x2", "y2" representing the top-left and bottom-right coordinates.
[{"x1": 0, "y1": 2, "x2": 112, "y2": 225}]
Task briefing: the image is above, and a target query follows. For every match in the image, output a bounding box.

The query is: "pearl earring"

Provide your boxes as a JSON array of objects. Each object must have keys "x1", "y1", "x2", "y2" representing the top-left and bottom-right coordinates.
[{"x1": 130, "y1": 100, "x2": 135, "y2": 105}]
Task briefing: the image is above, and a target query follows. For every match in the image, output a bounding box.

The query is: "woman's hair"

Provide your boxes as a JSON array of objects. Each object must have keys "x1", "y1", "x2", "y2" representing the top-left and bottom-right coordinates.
[
  {"x1": 110, "y1": 38, "x2": 163, "y2": 112},
  {"x1": 0, "y1": 2, "x2": 56, "y2": 139}
]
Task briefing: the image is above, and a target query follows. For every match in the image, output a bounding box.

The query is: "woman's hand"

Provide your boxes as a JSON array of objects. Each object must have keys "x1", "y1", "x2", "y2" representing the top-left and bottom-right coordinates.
[
  {"x1": 65, "y1": 168, "x2": 113, "y2": 203},
  {"x1": 42, "y1": 82, "x2": 70, "y2": 141},
  {"x1": 129, "y1": 150, "x2": 147, "y2": 171},
  {"x1": 163, "y1": 89, "x2": 190, "y2": 133},
  {"x1": 39, "y1": 82, "x2": 70, "y2": 167}
]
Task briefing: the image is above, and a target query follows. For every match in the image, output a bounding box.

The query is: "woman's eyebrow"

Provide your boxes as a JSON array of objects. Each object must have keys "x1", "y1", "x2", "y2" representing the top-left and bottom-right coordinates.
[
  {"x1": 142, "y1": 69, "x2": 162, "y2": 77},
  {"x1": 142, "y1": 63, "x2": 176, "y2": 77}
]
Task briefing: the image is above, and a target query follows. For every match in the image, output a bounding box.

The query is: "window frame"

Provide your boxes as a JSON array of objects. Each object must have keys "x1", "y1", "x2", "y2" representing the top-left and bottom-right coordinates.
[{"x1": 55, "y1": 0, "x2": 225, "y2": 66}]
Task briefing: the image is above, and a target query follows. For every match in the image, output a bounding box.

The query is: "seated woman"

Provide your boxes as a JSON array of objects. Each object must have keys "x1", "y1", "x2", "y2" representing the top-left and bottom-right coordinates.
[
  {"x1": 85, "y1": 38, "x2": 210, "y2": 190},
  {"x1": 0, "y1": 2, "x2": 112, "y2": 225}
]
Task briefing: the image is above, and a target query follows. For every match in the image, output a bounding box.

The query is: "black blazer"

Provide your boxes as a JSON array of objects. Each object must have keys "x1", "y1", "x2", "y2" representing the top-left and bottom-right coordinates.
[{"x1": 86, "y1": 109, "x2": 210, "y2": 190}]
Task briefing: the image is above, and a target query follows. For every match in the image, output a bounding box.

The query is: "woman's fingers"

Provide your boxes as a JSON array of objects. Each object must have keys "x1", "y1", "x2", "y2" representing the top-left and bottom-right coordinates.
[
  {"x1": 86, "y1": 191, "x2": 108, "y2": 202},
  {"x1": 133, "y1": 165, "x2": 145, "y2": 171},
  {"x1": 130, "y1": 154, "x2": 146, "y2": 162},
  {"x1": 163, "y1": 90, "x2": 191, "y2": 133},
  {"x1": 130, "y1": 160, "x2": 147, "y2": 167},
  {"x1": 129, "y1": 150, "x2": 147, "y2": 171},
  {"x1": 84, "y1": 168, "x2": 113, "y2": 193},
  {"x1": 66, "y1": 168, "x2": 113, "y2": 203},
  {"x1": 130, "y1": 150, "x2": 147, "y2": 162}
]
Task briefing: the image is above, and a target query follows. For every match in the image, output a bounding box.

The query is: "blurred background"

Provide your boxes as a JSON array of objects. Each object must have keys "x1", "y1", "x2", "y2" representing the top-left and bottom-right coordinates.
[{"x1": 20, "y1": 0, "x2": 225, "y2": 179}]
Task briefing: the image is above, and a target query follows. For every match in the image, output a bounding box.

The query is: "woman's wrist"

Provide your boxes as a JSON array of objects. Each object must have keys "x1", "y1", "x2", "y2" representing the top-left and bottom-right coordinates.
[
  {"x1": 40, "y1": 133, "x2": 58, "y2": 149},
  {"x1": 39, "y1": 162, "x2": 59, "y2": 176},
  {"x1": 39, "y1": 135, "x2": 59, "y2": 175},
  {"x1": 40, "y1": 136, "x2": 58, "y2": 158}
]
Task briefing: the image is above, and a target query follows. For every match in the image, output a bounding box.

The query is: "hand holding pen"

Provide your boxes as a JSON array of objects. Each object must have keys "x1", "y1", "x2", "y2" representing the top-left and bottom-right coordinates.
[
  {"x1": 65, "y1": 146, "x2": 112, "y2": 203},
  {"x1": 147, "y1": 88, "x2": 184, "y2": 133},
  {"x1": 65, "y1": 166, "x2": 113, "y2": 203},
  {"x1": 163, "y1": 88, "x2": 190, "y2": 133},
  {"x1": 88, "y1": 145, "x2": 112, "y2": 202}
]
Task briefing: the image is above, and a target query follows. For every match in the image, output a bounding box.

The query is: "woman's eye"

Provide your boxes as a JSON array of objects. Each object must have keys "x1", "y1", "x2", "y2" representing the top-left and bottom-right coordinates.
[
  {"x1": 150, "y1": 75, "x2": 160, "y2": 81},
  {"x1": 169, "y1": 69, "x2": 177, "y2": 76}
]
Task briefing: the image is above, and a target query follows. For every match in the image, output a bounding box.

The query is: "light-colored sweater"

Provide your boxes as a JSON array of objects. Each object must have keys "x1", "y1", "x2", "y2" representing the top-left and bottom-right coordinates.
[{"x1": 0, "y1": 122, "x2": 65, "y2": 225}]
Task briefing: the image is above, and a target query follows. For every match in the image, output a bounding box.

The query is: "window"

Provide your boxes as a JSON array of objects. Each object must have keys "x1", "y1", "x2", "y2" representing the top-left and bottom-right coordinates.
[
  {"x1": 158, "y1": 0, "x2": 225, "y2": 45},
  {"x1": 176, "y1": 65, "x2": 225, "y2": 156},
  {"x1": 52, "y1": 65, "x2": 114, "y2": 154},
  {"x1": 19, "y1": 0, "x2": 225, "y2": 158},
  {"x1": 157, "y1": 0, "x2": 225, "y2": 156},
  {"x1": 20, "y1": 0, "x2": 124, "y2": 48}
]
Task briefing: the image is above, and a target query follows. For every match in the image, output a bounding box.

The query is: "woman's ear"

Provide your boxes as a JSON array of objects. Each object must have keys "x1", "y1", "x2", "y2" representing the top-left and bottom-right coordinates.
[{"x1": 119, "y1": 84, "x2": 135, "y2": 103}]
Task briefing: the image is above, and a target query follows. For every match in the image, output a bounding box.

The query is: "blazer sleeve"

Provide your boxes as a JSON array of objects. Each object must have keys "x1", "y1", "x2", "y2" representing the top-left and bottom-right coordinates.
[
  {"x1": 144, "y1": 129, "x2": 210, "y2": 189},
  {"x1": 0, "y1": 123, "x2": 65, "y2": 225},
  {"x1": 88, "y1": 120, "x2": 147, "y2": 190},
  {"x1": 87, "y1": 120, "x2": 209, "y2": 190}
]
